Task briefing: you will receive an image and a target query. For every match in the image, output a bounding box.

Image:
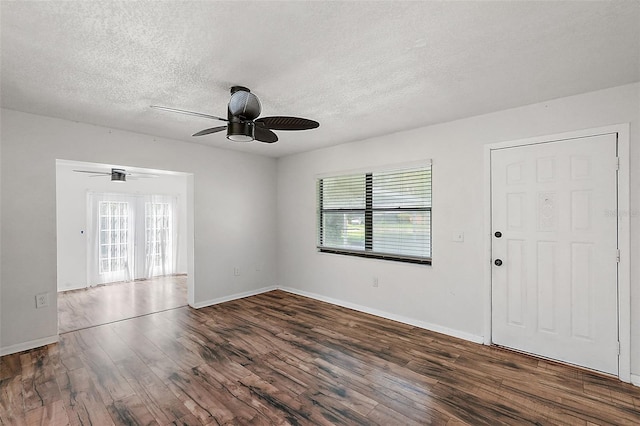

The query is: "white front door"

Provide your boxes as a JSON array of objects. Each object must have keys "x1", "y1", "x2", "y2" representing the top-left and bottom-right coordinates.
[{"x1": 491, "y1": 133, "x2": 618, "y2": 375}]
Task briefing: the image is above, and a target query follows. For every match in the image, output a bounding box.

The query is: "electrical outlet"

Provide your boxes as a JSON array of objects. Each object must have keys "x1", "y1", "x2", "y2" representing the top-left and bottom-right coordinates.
[
  {"x1": 35, "y1": 293, "x2": 49, "y2": 309},
  {"x1": 373, "y1": 277, "x2": 379, "y2": 288},
  {"x1": 234, "y1": 267, "x2": 240, "y2": 276}
]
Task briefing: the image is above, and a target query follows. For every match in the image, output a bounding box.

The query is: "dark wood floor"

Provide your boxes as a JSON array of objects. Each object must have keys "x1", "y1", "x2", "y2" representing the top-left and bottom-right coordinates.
[
  {"x1": 58, "y1": 275, "x2": 187, "y2": 333},
  {"x1": 2, "y1": 290, "x2": 639, "y2": 425}
]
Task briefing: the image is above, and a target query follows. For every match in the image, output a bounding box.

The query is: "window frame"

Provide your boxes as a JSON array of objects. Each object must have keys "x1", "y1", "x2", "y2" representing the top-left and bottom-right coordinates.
[{"x1": 317, "y1": 163, "x2": 432, "y2": 265}]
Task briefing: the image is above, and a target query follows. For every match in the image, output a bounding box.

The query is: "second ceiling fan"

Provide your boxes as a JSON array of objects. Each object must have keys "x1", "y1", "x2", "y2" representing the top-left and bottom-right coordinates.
[{"x1": 151, "y1": 86, "x2": 319, "y2": 143}]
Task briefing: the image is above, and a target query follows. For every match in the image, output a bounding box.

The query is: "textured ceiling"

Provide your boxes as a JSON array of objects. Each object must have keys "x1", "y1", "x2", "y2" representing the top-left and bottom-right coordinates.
[{"x1": 2, "y1": 1, "x2": 639, "y2": 158}]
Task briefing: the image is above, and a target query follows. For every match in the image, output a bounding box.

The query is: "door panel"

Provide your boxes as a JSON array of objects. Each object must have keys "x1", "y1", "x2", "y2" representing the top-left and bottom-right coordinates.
[
  {"x1": 536, "y1": 241, "x2": 556, "y2": 333},
  {"x1": 506, "y1": 239, "x2": 525, "y2": 326},
  {"x1": 491, "y1": 134, "x2": 618, "y2": 375}
]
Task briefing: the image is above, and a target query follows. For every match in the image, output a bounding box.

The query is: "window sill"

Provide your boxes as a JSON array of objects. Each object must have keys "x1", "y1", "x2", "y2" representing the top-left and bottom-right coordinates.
[{"x1": 317, "y1": 247, "x2": 431, "y2": 265}]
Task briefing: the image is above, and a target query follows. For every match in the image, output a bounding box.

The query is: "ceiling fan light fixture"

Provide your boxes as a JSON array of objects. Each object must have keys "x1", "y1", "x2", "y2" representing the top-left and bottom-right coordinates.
[
  {"x1": 226, "y1": 121, "x2": 254, "y2": 142},
  {"x1": 111, "y1": 169, "x2": 127, "y2": 182}
]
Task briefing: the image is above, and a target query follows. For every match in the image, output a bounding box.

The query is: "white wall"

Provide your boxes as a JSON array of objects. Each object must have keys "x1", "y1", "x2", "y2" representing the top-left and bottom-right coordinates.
[
  {"x1": 277, "y1": 83, "x2": 640, "y2": 375},
  {"x1": 55, "y1": 161, "x2": 189, "y2": 292},
  {"x1": 1, "y1": 109, "x2": 278, "y2": 354}
]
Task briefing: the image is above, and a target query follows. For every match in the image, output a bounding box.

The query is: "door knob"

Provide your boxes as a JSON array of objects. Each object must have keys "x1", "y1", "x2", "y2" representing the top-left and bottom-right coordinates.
[
  {"x1": 494, "y1": 259, "x2": 503, "y2": 266},
  {"x1": 494, "y1": 231, "x2": 502, "y2": 238}
]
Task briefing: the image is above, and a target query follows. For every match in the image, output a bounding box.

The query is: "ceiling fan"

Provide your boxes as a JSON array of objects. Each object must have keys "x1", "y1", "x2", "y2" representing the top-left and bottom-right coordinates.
[
  {"x1": 150, "y1": 86, "x2": 319, "y2": 143},
  {"x1": 73, "y1": 168, "x2": 157, "y2": 182}
]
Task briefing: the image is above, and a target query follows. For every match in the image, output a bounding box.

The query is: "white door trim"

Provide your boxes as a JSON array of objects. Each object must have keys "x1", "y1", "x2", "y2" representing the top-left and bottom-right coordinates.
[{"x1": 483, "y1": 124, "x2": 631, "y2": 383}]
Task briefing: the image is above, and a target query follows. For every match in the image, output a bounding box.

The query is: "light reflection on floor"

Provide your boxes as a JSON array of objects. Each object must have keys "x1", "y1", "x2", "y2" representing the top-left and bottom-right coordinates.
[{"x1": 57, "y1": 275, "x2": 187, "y2": 333}]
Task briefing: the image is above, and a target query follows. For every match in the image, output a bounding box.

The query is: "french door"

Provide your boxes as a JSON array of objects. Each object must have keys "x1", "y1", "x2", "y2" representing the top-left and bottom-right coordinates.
[{"x1": 88, "y1": 193, "x2": 176, "y2": 285}]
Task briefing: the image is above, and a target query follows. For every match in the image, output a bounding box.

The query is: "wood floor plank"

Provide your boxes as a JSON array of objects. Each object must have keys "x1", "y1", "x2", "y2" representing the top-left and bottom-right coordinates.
[
  {"x1": 107, "y1": 394, "x2": 160, "y2": 426},
  {"x1": 20, "y1": 347, "x2": 62, "y2": 412},
  {"x1": 90, "y1": 325, "x2": 138, "y2": 364},
  {"x1": 0, "y1": 353, "x2": 22, "y2": 381},
  {"x1": 365, "y1": 403, "x2": 427, "y2": 426},
  {"x1": 4, "y1": 284, "x2": 640, "y2": 425},
  {"x1": 114, "y1": 355, "x2": 191, "y2": 425},
  {"x1": 310, "y1": 356, "x2": 451, "y2": 423},
  {"x1": 23, "y1": 399, "x2": 69, "y2": 426},
  {"x1": 500, "y1": 376, "x2": 638, "y2": 424},
  {"x1": 244, "y1": 358, "x2": 309, "y2": 397},
  {"x1": 0, "y1": 374, "x2": 27, "y2": 426},
  {"x1": 300, "y1": 390, "x2": 373, "y2": 425},
  {"x1": 56, "y1": 367, "x2": 115, "y2": 426},
  {"x1": 193, "y1": 363, "x2": 301, "y2": 425},
  {"x1": 162, "y1": 367, "x2": 236, "y2": 425},
  {"x1": 78, "y1": 346, "x2": 135, "y2": 405}
]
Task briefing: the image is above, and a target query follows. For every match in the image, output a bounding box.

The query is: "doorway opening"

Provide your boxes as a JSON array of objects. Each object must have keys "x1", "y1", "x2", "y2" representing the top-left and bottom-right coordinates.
[{"x1": 55, "y1": 160, "x2": 193, "y2": 333}]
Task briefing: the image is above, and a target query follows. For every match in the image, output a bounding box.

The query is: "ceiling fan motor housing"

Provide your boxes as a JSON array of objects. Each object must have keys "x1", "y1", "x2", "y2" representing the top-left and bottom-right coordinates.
[
  {"x1": 228, "y1": 88, "x2": 261, "y2": 120},
  {"x1": 111, "y1": 168, "x2": 127, "y2": 182}
]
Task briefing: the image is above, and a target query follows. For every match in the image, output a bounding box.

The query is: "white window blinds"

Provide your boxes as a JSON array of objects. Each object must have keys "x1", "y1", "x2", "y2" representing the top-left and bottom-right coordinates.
[{"x1": 318, "y1": 163, "x2": 432, "y2": 264}]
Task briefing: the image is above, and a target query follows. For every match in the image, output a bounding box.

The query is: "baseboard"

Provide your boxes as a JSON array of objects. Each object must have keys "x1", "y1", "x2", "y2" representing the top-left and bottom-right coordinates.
[
  {"x1": 191, "y1": 285, "x2": 278, "y2": 309},
  {"x1": 1, "y1": 335, "x2": 59, "y2": 357},
  {"x1": 59, "y1": 283, "x2": 89, "y2": 292},
  {"x1": 278, "y1": 286, "x2": 484, "y2": 345},
  {"x1": 631, "y1": 374, "x2": 640, "y2": 387}
]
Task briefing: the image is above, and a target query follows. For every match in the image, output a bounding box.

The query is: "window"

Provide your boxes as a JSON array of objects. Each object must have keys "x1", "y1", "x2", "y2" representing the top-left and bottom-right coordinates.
[
  {"x1": 317, "y1": 163, "x2": 432, "y2": 264},
  {"x1": 145, "y1": 202, "x2": 172, "y2": 270},
  {"x1": 98, "y1": 201, "x2": 129, "y2": 273}
]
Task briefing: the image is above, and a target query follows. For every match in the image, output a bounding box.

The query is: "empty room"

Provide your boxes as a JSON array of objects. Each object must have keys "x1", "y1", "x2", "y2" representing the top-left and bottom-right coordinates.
[{"x1": 1, "y1": 1, "x2": 639, "y2": 425}]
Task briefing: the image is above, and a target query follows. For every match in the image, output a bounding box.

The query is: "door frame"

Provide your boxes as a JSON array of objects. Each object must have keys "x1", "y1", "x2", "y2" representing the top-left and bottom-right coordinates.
[{"x1": 482, "y1": 124, "x2": 630, "y2": 383}]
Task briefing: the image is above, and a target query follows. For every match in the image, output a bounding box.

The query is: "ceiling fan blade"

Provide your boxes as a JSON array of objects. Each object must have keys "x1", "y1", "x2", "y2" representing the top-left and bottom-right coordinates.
[
  {"x1": 192, "y1": 126, "x2": 226, "y2": 137},
  {"x1": 130, "y1": 172, "x2": 159, "y2": 178},
  {"x1": 254, "y1": 126, "x2": 279, "y2": 143},
  {"x1": 73, "y1": 169, "x2": 110, "y2": 175},
  {"x1": 151, "y1": 105, "x2": 228, "y2": 122},
  {"x1": 255, "y1": 116, "x2": 319, "y2": 131}
]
